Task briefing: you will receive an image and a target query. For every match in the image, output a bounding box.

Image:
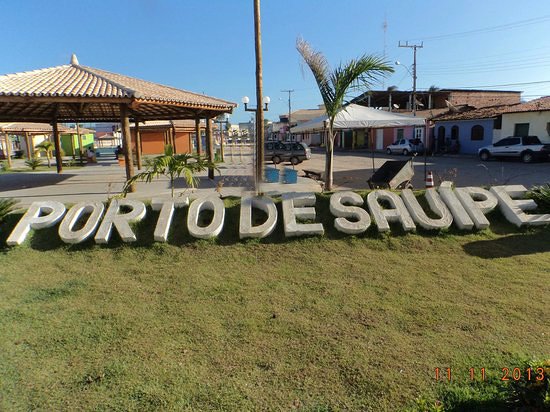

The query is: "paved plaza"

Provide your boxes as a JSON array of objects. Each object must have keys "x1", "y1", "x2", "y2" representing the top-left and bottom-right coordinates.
[{"x1": 1, "y1": 147, "x2": 549, "y2": 207}]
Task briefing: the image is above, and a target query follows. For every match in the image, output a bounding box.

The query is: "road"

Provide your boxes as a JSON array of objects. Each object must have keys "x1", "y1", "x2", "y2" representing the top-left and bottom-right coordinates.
[{"x1": 293, "y1": 148, "x2": 550, "y2": 189}]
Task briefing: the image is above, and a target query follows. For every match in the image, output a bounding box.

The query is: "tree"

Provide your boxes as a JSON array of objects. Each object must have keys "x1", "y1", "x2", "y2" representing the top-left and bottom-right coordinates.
[
  {"x1": 427, "y1": 85, "x2": 440, "y2": 109},
  {"x1": 35, "y1": 140, "x2": 55, "y2": 168},
  {"x1": 296, "y1": 38, "x2": 393, "y2": 191},
  {"x1": 123, "y1": 145, "x2": 218, "y2": 198},
  {"x1": 387, "y1": 85, "x2": 398, "y2": 112}
]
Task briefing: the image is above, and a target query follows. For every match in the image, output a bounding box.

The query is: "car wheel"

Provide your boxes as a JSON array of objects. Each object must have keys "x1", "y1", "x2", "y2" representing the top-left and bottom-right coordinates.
[
  {"x1": 521, "y1": 151, "x2": 534, "y2": 164},
  {"x1": 272, "y1": 156, "x2": 281, "y2": 165},
  {"x1": 386, "y1": 148, "x2": 392, "y2": 155},
  {"x1": 290, "y1": 156, "x2": 299, "y2": 165},
  {"x1": 403, "y1": 149, "x2": 409, "y2": 156},
  {"x1": 479, "y1": 150, "x2": 491, "y2": 161}
]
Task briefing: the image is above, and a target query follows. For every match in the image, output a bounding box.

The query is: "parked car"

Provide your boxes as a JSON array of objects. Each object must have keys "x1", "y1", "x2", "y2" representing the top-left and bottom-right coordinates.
[
  {"x1": 264, "y1": 141, "x2": 311, "y2": 165},
  {"x1": 478, "y1": 136, "x2": 550, "y2": 163},
  {"x1": 386, "y1": 138, "x2": 424, "y2": 156}
]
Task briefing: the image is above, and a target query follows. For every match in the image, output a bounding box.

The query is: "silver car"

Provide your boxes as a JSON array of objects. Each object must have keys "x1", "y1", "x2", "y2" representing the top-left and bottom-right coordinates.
[{"x1": 478, "y1": 136, "x2": 550, "y2": 163}]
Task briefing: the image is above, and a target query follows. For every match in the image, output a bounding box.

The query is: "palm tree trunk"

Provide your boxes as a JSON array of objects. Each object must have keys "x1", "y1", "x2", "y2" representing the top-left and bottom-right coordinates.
[{"x1": 324, "y1": 125, "x2": 334, "y2": 191}]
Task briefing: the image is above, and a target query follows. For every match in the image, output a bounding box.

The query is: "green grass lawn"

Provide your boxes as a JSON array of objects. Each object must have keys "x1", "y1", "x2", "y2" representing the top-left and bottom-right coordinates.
[{"x1": 0, "y1": 196, "x2": 549, "y2": 411}]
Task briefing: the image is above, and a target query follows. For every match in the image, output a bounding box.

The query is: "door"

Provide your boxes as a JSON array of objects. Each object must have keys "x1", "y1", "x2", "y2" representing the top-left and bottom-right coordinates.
[{"x1": 376, "y1": 129, "x2": 384, "y2": 150}]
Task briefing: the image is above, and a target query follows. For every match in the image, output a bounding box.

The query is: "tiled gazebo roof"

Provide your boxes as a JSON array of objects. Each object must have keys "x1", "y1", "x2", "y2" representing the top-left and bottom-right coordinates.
[{"x1": 0, "y1": 55, "x2": 236, "y2": 122}]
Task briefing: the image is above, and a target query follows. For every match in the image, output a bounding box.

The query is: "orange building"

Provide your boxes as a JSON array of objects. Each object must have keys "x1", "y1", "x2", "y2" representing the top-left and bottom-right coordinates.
[{"x1": 130, "y1": 120, "x2": 206, "y2": 155}]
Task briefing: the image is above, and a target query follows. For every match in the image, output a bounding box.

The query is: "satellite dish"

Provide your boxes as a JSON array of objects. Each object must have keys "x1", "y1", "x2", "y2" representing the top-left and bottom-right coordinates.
[{"x1": 393, "y1": 104, "x2": 399, "y2": 109}]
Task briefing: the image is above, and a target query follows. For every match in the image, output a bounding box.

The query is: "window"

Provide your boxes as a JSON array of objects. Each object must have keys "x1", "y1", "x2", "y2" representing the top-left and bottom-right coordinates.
[
  {"x1": 494, "y1": 137, "x2": 520, "y2": 146},
  {"x1": 397, "y1": 129, "x2": 404, "y2": 139},
  {"x1": 471, "y1": 125, "x2": 484, "y2": 141},
  {"x1": 451, "y1": 125, "x2": 459, "y2": 139},
  {"x1": 514, "y1": 123, "x2": 529, "y2": 137},
  {"x1": 415, "y1": 127, "x2": 424, "y2": 140}
]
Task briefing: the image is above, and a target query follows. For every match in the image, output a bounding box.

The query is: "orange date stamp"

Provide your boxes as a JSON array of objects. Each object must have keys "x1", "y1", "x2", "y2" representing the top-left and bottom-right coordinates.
[{"x1": 434, "y1": 367, "x2": 546, "y2": 382}]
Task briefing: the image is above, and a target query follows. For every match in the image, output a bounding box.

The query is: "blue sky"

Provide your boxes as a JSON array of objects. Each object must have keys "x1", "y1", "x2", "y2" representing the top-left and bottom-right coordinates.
[{"x1": 1, "y1": 0, "x2": 549, "y2": 124}]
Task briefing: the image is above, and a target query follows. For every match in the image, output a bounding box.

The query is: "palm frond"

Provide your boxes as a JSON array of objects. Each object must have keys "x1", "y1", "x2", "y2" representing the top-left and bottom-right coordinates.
[
  {"x1": 296, "y1": 38, "x2": 335, "y2": 109},
  {"x1": 0, "y1": 198, "x2": 17, "y2": 222},
  {"x1": 331, "y1": 55, "x2": 394, "y2": 113}
]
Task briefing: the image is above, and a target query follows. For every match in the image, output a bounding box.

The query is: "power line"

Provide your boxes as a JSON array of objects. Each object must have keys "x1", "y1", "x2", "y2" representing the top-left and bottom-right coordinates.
[
  {"x1": 408, "y1": 15, "x2": 550, "y2": 42},
  {"x1": 417, "y1": 80, "x2": 550, "y2": 90}
]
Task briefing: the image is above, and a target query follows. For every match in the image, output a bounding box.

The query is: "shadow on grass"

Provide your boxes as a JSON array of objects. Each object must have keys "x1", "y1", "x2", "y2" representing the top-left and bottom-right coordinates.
[
  {"x1": 463, "y1": 231, "x2": 550, "y2": 258},
  {"x1": 443, "y1": 399, "x2": 510, "y2": 412}
]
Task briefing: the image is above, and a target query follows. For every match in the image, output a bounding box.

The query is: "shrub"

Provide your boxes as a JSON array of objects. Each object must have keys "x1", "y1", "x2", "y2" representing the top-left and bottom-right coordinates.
[
  {"x1": 507, "y1": 358, "x2": 550, "y2": 409},
  {"x1": 0, "y1": 198, "x2": 17, "y2": 222},
  {"x1": 25, "y1": 156, "x2": 43, "y2": 170},
  {"x1": 527, "y1": 184, "x2": 550, "y2": 213}
]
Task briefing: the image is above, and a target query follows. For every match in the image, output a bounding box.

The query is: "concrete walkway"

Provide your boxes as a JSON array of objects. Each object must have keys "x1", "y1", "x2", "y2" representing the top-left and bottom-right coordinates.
[{"x1": 0, "y1": 157, "x2": 321, "y2": 207}]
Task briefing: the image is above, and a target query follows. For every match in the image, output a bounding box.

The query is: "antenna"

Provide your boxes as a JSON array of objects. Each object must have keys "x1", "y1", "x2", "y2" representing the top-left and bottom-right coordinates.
[{"x1": 382, "y1": 14, "x2": 387, "y2": 88}]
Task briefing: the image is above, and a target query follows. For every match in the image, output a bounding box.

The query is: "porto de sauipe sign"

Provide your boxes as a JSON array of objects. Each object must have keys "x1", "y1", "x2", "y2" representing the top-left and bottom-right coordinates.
[{"x1": 5, "y1": 182, "x2": 550, "y2": 247}]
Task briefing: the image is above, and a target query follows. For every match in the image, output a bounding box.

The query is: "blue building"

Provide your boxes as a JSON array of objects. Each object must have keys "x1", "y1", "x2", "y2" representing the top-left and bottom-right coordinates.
[{"x1": 433, "y1": 119, "x2": 494, "y2": 154}]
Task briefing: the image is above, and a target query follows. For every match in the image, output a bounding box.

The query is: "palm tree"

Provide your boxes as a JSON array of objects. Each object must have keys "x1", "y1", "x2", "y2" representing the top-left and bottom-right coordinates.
[
  {"x1": 296, "y1": 38, "x2": 393, "y2": 191},
  {"x1": 387, "y1": 85, "x2": 398, "y2": 112},
  {"x1": 123, "y1": 145, "x2": 218, "y2": 198},
  {"x1": 427, "y1": 85, "x2": 440, "y2": 110},
  {"x1": 35, "y1": 140, "x2": 55, "y2": 168}
]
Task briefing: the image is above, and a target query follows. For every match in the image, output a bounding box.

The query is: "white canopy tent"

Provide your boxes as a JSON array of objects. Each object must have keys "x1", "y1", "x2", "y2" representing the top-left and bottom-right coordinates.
[{"x1": 291, "y1": 103, "x2": 425, "y2": 133}]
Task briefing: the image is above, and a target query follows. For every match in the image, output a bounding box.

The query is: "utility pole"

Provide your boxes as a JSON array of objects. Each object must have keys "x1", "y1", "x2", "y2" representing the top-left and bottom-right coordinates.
[
  {"x1": 281, "y1": 89, "x2": 294, "y2": 141},
  {"x1": 253, "y1": 0, "x2": 264, "y2": 192},
  {"x1": 398, "y1": 41, "x2": 423, "y2": 116}
]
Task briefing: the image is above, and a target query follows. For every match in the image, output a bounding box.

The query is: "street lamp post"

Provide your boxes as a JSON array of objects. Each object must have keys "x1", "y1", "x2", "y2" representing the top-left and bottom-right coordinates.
[
  {"x1": 242, "y1": 94, "x2": 270, "y2": 193},
  {"x1": 396, "y1": 60, "x2": 428, "y2": 181},
  {"x1": 395, "y1": 60, "x2": 416, "y2": 115},
  {"x1": 215, "y1": 114, "x2": 229, "y2": 162}
]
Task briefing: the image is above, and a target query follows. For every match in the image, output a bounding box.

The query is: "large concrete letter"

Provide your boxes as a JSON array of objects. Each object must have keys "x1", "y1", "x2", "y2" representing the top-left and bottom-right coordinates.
[
  {"x1": 490, "y1": 185, "x2": 550, "y2": 227},
  {"x1": 329, "y1": 191, "x2": 370, "y2": 234},
  {"x1": 239, "y1": 195, "x2": 277, "y2": 239},
  {"x1": 367, "y1": 190, "x2": 415, "y2": 232},
  {"x1": 401, "y1": 189, "x2": 453, "y2": 230},
  {"x1": 7, "y1": 201, "x2": 66, "y2": 246},
  {"x1": 438, "y1": 181, "x2": 474, "y2": 230},
  {"x1": 151, "y1": 197, "x2": 189, "y2": 242},
  {"x1": 281, "y1": 192, "x2": 324, "y2": 237},
  {"x1": 455, "y1": 187, "x2": 498, "y2": 229},
  {"x1": 187, "y1": 196, "x2": 225, "y2": 239},
  {"x1": 59, "y1": 202, "x2": 105, "y2": 244},
  {"x1": 94, "y1": 199, "x2": 146, "y2": 244}
]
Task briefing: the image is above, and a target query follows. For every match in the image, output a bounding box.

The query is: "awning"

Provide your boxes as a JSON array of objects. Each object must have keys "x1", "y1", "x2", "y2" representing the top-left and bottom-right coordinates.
[{"x1": 291, "y1": 104, "x2": 425, "y2": 133}]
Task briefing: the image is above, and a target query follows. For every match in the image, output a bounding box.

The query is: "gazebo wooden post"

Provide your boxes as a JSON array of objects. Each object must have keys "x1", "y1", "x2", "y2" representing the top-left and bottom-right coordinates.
[
  {"x1": 195, "y1": 118, "x2": 202, "y2": 155},
  {"x1": 25, "y1": 132, "x2": 32, "y2": 160},
  {"x1": 120, "y1": 105, "x2": 135, "y2": 192},
  {"x1": 76, "y1": 123, "x2": 84, "y2": 165},
  {"x1": 205, "y1": 117, "x2": 215, "y2": 179},
  {"x1": 170, "y1": 121, "x2": 177, "y2": 153},
  {"x1": 52, "y1": 121, "x2": 63, "y2": 173},
  {"x1": 134, "y1": 121, "x2": 142, "y2": 170},
  {"x1": 3, "y1": 132, "x2": 12, "y2": 169}
]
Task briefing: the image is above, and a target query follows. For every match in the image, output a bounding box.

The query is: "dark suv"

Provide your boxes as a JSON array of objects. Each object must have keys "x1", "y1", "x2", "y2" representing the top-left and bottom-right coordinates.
[
  {"x1": 478, "y1": 136, "x2": 550, "y2": 163},
  {"x1": 264, "y1": 141, "x2": 311, "y2": 165}
]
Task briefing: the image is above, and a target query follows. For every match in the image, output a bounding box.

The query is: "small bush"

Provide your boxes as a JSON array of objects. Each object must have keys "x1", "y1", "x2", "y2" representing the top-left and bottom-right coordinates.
[
  {"x1": 0, "y1": 198, "x2": 17, "y2": 222},
  {"x1": 507, "y1": 358, "x2": 550, "y2": 409},
  {"x1": 25, "y1": 156, "x2": 43, "y2": 170},
  {"x1": 527, "y1": 184, "x2": 550, "y2": 213}
]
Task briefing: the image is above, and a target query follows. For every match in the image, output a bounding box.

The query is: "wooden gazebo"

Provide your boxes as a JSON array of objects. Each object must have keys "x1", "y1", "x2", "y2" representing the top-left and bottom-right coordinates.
[{"x1": 0, "y1": 54, "x2": 236, "y2": 190}]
